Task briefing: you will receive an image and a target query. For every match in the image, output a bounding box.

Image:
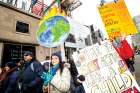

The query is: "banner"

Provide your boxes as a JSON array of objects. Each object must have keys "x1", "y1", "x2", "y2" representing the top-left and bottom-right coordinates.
[
  {"x1": 98, "y1": 0, "x2": 138, "y2": 40},
  {"x1": 72, "y1": 41, "x2": 140, "y2": 93}
]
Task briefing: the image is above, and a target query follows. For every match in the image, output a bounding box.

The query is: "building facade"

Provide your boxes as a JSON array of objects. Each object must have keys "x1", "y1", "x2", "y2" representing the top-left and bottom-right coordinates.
[
  {"x1": 0, "y1": 0, "x2": 100, "y2": 66},
  {"x1": 0, "y1": 2, "x2": 62, "y2": 66}
]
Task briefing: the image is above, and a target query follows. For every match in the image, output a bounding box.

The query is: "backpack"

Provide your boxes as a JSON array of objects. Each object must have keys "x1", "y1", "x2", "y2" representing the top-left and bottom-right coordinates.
[{"x1": 31, "y1": 63, "x2": 34, "y2": 72}]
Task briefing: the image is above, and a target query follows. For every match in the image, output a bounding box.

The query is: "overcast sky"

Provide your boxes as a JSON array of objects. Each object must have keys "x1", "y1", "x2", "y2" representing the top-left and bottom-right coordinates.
[{"x1": 72, "y1": 0, "x2": 140, "y2": 38}]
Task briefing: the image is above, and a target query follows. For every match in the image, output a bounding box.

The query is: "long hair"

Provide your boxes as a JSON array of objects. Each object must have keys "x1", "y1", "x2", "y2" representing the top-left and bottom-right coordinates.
[
  {"x1": 59, "y1": 61, "x2": 64, "y2": 74},
  {"x1": 50, "y1": 57, "x2": 64, "y2": 75},
  {"x1": 51, "y1": 52, "x2": 64, "y2": 75}
]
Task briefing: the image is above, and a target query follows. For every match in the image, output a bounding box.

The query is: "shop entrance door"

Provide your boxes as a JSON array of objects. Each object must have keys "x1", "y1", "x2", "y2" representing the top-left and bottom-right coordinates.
[{"x1": 2, "y1": 43, "x2": 35, "y2": 67}]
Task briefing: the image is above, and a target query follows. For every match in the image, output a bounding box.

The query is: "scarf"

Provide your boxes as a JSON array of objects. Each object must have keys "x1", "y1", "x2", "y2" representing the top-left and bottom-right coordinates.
[
  {"x1": 113, "y1": 38, "x2": 121, "y2": 48},
  {"x1": 41, "y1": 64, "x2": 59, "y2": 86}
]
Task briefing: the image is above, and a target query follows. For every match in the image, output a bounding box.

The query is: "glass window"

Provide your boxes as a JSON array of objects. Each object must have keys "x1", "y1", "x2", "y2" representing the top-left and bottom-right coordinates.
[
  {"x1": 2, "y1": 43, "x2": 35, "y2": 67},
  {"x1": 16, "y1": 21, "x2": 29, "y2": 33}
]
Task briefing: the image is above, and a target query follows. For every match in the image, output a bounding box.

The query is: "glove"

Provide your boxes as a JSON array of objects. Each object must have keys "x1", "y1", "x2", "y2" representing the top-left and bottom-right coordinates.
[
  {"x1": 78, "y1": 75, "x2": 85, "y2": 81},
  {"x1": 41, "y1": 72, "x2": 53, "y2": 86}
]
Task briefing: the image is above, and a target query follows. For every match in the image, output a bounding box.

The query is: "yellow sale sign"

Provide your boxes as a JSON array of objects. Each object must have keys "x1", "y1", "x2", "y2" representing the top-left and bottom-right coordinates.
[{"x1": 98, "y1": 0, "x2": 137, "y2": 40}]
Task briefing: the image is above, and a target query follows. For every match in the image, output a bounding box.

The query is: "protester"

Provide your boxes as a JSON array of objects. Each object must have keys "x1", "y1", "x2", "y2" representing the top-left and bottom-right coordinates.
[
  {"x1": 68, "y1": 59, "x2": 85, "y2": 93},
  {"x1": 0, "y1": 67, "x2": 6, "y2": 91},
  {"x1": 20, "y1": 51, "x2": 44, "y2": 93},
  {"x1": 0, "y1": 62, "x2": 19, "y2": 93},
  {"x1": 0, "y1": 67, "x2": 2, "y2": 74},
  {"x1": 42, "y1": 52, "x2": 71, "y2": 93},
  {"x1": 112, "y1": 37, "x2": 135, "y2": 77}
]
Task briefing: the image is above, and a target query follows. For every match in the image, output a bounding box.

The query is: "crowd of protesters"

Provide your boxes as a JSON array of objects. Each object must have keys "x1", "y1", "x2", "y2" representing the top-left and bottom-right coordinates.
[
  {"x1": 0, "y1": 36, "x2": 137, "y2": 93},
  {"x1": 0, "y1": 51, "x2": 85, "y2": 93}
]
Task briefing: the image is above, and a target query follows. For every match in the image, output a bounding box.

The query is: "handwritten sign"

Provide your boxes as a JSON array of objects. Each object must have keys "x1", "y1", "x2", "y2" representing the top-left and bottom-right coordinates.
[
  {"x1": 98, "y1": 0, "x2": 138, "y2": 40},
  {"x1": 72, "y1": 40, "x2": 140, "y2": 93}
]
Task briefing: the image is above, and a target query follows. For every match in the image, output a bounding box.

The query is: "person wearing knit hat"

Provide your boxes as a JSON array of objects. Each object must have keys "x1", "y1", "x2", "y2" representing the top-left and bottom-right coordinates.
[
  {"x1": 51, "y1": 51, "x2": 62, "y2": 61},
  {"x1": 42, "y1": 51, "x2": 71, "y2": 93},
  {"x1": 20, "y1": 51, "x2": 44, "y2": 93},
  {"x1": 24, "y1": 51, "x2": 34, "y2": 57},
  {"x1": 51, "y1": 51, "x2": 62, "y2": 66},
  {"x1": 23, "y1": 51, "x2": 34, "y2": 62},
  {"x1": 5, "y1": 62, "x2": 16, "y2": 71},
  {"x1": 1, "y1": 62, "x2": 19, "y2": 93}
]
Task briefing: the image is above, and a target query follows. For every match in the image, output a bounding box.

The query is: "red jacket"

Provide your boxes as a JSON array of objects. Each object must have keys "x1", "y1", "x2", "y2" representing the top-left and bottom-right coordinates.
[{"x1": 114, "y1": 39, "x2": 134, "y2": 60}]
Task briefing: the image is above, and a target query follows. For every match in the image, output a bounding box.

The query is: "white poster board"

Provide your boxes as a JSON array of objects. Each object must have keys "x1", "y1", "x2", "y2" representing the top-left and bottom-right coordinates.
[{"x1": 72, "y1": 40, "x2": 140, "y2": 93}]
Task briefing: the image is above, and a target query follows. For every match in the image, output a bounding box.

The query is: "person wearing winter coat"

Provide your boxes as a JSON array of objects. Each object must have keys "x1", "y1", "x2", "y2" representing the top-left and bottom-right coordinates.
[
  {"x1": 112, "y1": 38, "x2": 135, "y2": 77},
  {"x1": 42, "y1": 52, "x2": 71, "y2": 93},
  {"x1": 68, "y1": 59, "x2": 85, "y2": 93},
  {"x1": 20, "y1": 51, "x2": 44, "y2": 93},
  {"x1": 0, "y1": 62, "x2": 19, "y2": 93},
  {"x1": 0, "y1": 67, "x2": 2, "y2": 74}
]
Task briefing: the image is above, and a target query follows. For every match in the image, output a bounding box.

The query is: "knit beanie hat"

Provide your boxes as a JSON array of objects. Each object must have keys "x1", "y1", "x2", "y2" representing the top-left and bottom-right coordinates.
[
  {"x1": 24, "y1": 51, "x2": 34, "y2": 57},
  {"x1": 51, "y1": 52, "x2": 62, "y2": 62},
  {"x1": 5, "y1": 62, "x2": 16, "y2": 69}
]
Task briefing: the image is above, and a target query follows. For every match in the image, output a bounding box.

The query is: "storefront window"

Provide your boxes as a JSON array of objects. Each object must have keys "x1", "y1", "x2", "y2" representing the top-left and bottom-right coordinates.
[{"x1": 2, "y1": 43, "x2": 35, "y2": 67}]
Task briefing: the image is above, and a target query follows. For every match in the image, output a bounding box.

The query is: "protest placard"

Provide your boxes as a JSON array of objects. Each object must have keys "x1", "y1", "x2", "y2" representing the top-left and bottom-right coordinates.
[
  {"x1": 98, "y1": 0, "x2": 138, "y2": 40},
  {"x1": 72, "y1": 40, "x2": 140, "y2": 93}
]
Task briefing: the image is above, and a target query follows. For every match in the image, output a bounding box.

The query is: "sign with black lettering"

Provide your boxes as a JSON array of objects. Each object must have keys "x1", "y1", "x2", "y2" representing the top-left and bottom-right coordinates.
[
  {"x1": 72, "y1": 40, "x2": 140, "y2": 93},
  {"x1": 98, "y1": 0, "x2": 138, "y2": 40}
]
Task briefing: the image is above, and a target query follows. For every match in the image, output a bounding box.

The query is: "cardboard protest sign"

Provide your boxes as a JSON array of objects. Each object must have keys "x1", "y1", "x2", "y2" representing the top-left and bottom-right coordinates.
[
  {"x1": 72, "y1": 40, "x2": 140, "y2": 93},
  {"x1": 98, "y1": 0, "x2": 138, "y2": 40}
]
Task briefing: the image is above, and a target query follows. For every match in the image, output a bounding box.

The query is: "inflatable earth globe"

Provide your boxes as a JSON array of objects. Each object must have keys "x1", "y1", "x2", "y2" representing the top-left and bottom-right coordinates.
[{"x1": 37, "y1": 16, "x2": 70, "y2": 47}]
